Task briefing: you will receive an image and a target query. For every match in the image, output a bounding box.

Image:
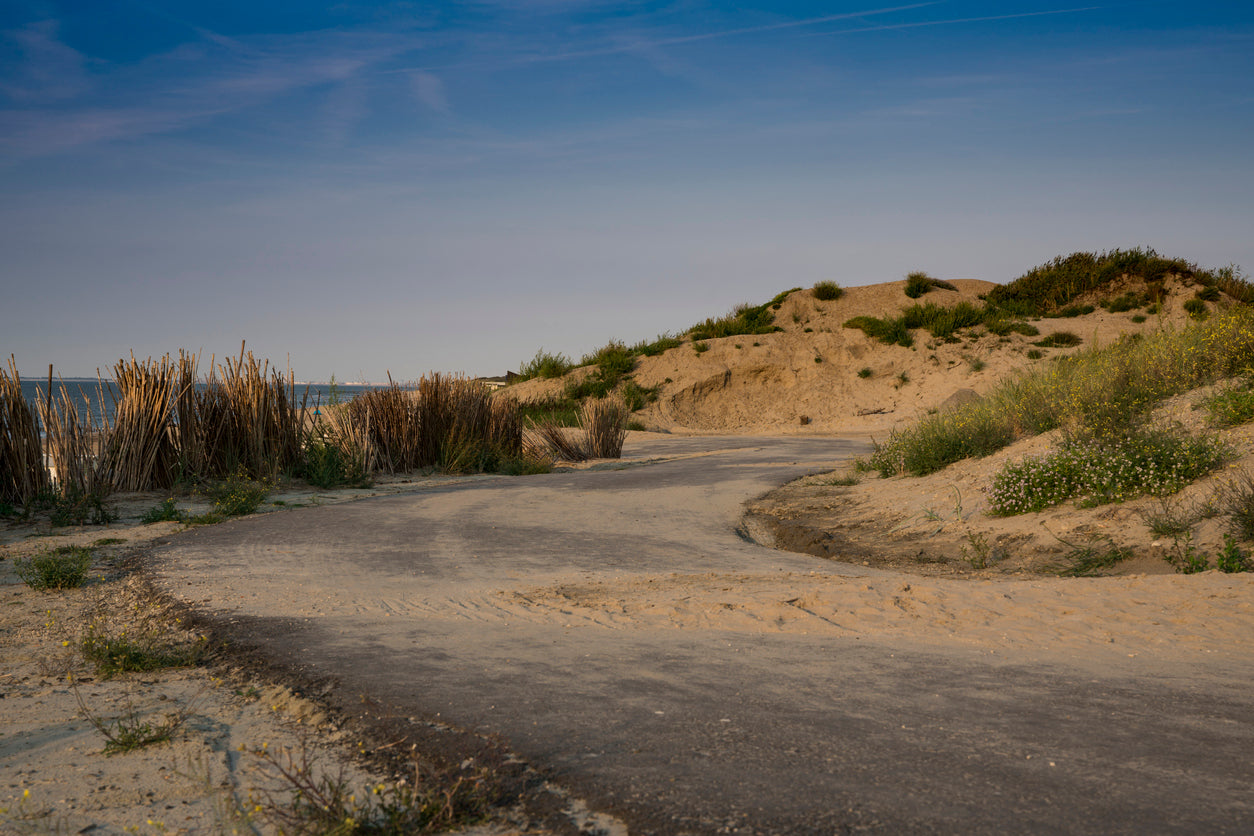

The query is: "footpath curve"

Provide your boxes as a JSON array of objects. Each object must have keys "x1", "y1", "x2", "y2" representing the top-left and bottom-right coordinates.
[{"x1": 148, "y1": 436, "x2": 1254, "y2": 834}]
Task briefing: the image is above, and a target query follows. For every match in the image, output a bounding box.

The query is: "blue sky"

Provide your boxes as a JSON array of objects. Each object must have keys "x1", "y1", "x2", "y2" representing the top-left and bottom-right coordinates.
[{"x1": 2, "y1": 1, "x2": 1252, "y2": 381}]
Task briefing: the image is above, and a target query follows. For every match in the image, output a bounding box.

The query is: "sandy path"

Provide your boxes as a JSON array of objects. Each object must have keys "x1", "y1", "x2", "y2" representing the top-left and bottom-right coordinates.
[{"x1": 146, "y1": 436, "x2": 1254, "y2": 834}]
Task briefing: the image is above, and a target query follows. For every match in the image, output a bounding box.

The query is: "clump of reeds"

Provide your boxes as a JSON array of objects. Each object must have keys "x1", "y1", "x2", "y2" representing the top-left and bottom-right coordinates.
[
  {"x1": 0, "y1": 357, "x2": 49, "y2": 506},
  {"x1": 581, "y1": 396, "x2": 628, "y2": 458},
  {"x1": 525, "y1": 395, "x2": 628, "y2": 462},
  {"x1": 103, "y1": 354, "x2": 180, "y2": 492},
  {"x1": 193, "y1": 346, "x2": 305, "y2": 481}
]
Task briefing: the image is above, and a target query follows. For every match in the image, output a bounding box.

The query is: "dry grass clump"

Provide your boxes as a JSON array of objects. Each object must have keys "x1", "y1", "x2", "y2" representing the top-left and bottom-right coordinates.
[
  {"x1": 317, "y1": 374, "x2": 532, "y2": 476},
  {"x1": 525, "y1": 396, "x2": 628, "y2": 462},
  {"x1": 582, "y1": 396, "x2": 628, "y2": 458}
]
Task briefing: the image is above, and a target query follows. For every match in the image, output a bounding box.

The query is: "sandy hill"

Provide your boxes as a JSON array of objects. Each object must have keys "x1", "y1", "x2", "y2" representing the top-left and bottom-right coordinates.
[{"x1": 506, "y1": 275, "x2": 1210, "y2": 436}]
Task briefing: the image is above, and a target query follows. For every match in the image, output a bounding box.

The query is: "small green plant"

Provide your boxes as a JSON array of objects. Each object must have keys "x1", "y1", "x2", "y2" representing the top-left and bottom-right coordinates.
[
  {"x1": 1046, "y1": 529, "x2": 1132, "y2": 577},
  {"x1": 693, "y1": 341, "x2": 710, "y2": 354},
  {"x1": 14, "y1": 546, "x2": 93, "y2": 590},
  {"x1": 632, "y1": 333, "x2": 684, "y2": 357},
  {"x1": 1101, "y1": 292, "x2": 1147, "y2": 313},
  {"x1": 857, "y1": 367, "x2": 873, "y2": 378},
  {"x1": 1216, "y1": 470, "x2": 1254, "y2": 540},
  {"x1": 301, "y1": 437, "x2": 371, "y2": 489},
  {"x1": 1201, "y1": 380, "x2": 1254, "y2": 427},
  {"x1": 1184, "y1": 298, "x2": 1208, "y2": 319},
  {"x1": 961, "y1": 531, "x2": 994, "y2": 569},
  {"x1": 821, "y1": 472, "x2": 861, "y2": 486},
  {"x1": 1131, "y1": 314, "x2": 1147, "y2": 324},
  {"x1": 1043, "y1": 304, "x2": 1096, "y2": 319},
  {"x1": 688, "y1": 290, "x2": 794, "y2": 341},
  {"x1": 1165, "y1": 532, "x2": 1210, "y2": 574},
  {"x1": 1137, "y1": 496, "x2": 1202, "y2": 539},
  {"x1": 1217, "y1": 535, "x2": 1252, "y2": 573},
  {"x1": 812, "y1": 280, "x2": 844, "y2": 301},
  {"x1": 1034, "y1": 332, "x2": 1082, "y2": 348},
  {"x1": 1026, "y1": 348, "x2": 1044, "y2": 359},
  {"x1": 895, "y1": 371, "x2": 910, "y2": 387},
  {"x1": 81, "y1": 627, "x2": 205, "y2": 679},
  {"x1": 205, "y1": 471, "x2": 270, "y2": 517},
  {"x1": 141, "y1": 498, "x2": 185, "y2": 524},
  {"x1": 71, "y1": 678, "x2": 192, "y2": 755},
  {"x1": 967, "y1": 356, "x2": 986, "y2": 372},
  {"x1": 1197, "y1": 286, "x2": 1221, "y2": 302},
  {"x1": 49, "y1": 487, "x2": 116, "y2": 527}
]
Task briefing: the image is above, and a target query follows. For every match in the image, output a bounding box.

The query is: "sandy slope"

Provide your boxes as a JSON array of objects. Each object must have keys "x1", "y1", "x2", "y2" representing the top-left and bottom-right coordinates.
[{"x1": 507, "y1": 276, "x2": 1201, "y2": 435}]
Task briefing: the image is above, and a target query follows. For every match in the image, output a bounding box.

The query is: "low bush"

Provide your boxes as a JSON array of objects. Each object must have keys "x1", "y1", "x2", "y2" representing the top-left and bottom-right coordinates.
[
  {"x1": 205, "y1": 471, "x2": 270, "y2": 517},
  {"x1": 1184, "y1": 298, "x2": 1208, "y2": 319},
  {"x1": 904, "y1": 272, "x2": 958, "y2": 298},
  {"x1": 870, "y1": 404, "x2": 1014, "y2": 477},
  {"x1": 15, "y1": 546, "x2": 93, "y2": 590},
  {"x1": 812, "y1": 280, "x2": 844, "y2": 301},
  {"x1": 987, "y1": 429, "x2": 1229, "y2": 515},
  {"x1": 1202, "y1": 380, "x2": 1254, "y2": 427},
  {"x1": 1034, "y1": 332, "x2": 1082, "y2": 348},
  {"x1": 632, "y1": 334, "x2": 683, "y2": 357}
]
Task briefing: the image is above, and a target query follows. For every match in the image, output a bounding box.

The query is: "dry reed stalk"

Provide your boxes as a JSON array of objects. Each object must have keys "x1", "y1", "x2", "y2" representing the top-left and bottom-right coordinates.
[
  {"x1": 526, "y1": 419, "x2": 589, "y2": 462},
  {"x1": 581, "y1": 396, "x2": 628, "y2": 459},
  {"x1": 0, "y1": 357, "x2": 49, "y2": 505}
]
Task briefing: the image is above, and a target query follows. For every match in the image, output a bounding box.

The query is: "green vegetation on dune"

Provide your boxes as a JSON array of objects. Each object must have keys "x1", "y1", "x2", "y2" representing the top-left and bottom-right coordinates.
[{"x1": 871, "y1": 305, "x2": 1254, "y2": 479}]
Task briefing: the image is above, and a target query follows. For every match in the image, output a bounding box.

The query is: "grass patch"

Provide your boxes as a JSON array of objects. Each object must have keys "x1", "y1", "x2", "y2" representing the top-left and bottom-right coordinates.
[
  {"x1": 517, "y1": 349, "x2": 574, "y2": 381},
  {"x1": 1034, "y1": 332, "x2": 1082, "y2": 348},
  {"x1": 985, "y1": 247, "x2": 1220, "y2": 316},
  {"x1": 1026, "y1": 349, "x2": 1043, "y2": 360},
  {"x1": 140, "y1": 497, "x2": 185, "y2": 524},
  {"x1": 904, "y1": 271, "x2": 958, "y2": 298},
  {"x1": 688, "y1": 290, "x2": 796, "y2": 341},
  {"x1": 812, "y1": 280, "x2": 844, "y2": 301},
  {"x1": 869, "y1": 306, "x2": 1254, "y2": 476},
  {"x1": 1202, "y1": 379, "x2": 1254, "y2": 427},
  {"x1": 14, "y1": 546, "x2": 93, "y2": 590},
  {"x1": 301, "y1": 436, "x2": 371, "y2": 488},
  {"x1": 693, "y1": 341, "x2": 710, "y2": 354},
  {"x1": 857, "y1": 367, "x2": 873, "y2": 379},
  {"x1": 82, "y1": 628, "x2": 205, "y2": 679},
  {"x1": 631, "y1": 334, "x2": 683, "y2": 357},
  {"x1": 49, "y1": 487, "x2": 117, "y2": 527},
  {"x1": 1184, "y1": 298, "x2": 1209, "y2": 319},
  {"x1": 987, "y1": 429, "x2": 1230, "y2": 515}
]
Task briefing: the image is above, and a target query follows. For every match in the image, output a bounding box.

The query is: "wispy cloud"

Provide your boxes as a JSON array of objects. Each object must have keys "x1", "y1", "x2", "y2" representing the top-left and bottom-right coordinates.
[
  {"x1": 387, "y1": 3, "x2": 939, "y2": 72},
  {"x1": 806, "y1": 6, "x2": 1103, "y2": 37},
  {"x1": 0, "y1": 25, "x2": 421, "y2": 159},
  {"x1": 0, "y1": 19, "x2": 92, "y2": 102}
]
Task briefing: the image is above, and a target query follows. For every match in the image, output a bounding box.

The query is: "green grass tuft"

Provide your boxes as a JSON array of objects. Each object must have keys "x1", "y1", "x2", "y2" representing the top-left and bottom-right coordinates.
[
  {"x1": 812, "y1": 280, "x2": 844, "y2": 301},
  {"x1": 14, "y1": 546, "x2": 93, "y2": 590}
]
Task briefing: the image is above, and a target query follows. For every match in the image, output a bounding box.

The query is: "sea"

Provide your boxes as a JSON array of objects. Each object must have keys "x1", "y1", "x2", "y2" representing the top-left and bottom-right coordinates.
[{"x1": 16, "y1": 377, "x2": 379, "y2": 427}]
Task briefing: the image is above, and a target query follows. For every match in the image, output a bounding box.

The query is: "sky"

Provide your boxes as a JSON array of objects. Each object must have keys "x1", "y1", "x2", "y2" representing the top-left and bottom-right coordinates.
[{"x1": 2, "y1": 1, "x2": 1252, "y2": 382}]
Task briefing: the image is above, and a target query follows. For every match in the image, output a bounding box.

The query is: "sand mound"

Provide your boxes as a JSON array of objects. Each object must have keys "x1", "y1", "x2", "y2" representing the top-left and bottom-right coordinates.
[{"x1": 507, "y1": 276, "x2": 1207, "y2": 436}]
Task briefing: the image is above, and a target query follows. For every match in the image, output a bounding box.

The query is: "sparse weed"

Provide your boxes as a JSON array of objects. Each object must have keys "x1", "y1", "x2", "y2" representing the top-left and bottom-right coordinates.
[
  {"x1": 49, "y1": 487, "x2": 116, "y2": 527},
  {"x1": 141, "y1": 497, "x2": 185, "y2": 524},
  {"x1": 1165, "y1": 532, "x2": 1210, "y2": 574},
  {"x1": 1201, "y1": 379, "x2": 1254, "y2": 427},
  {"x1": 15, "y1": 546, "x2": 93, "y2": 590},
  {"x1": 1215, "y1": 470, "x2": 1254, "y2": 540},
  {"x1": 961, "y1": 531, "x2": 995, "y2": 570},
  {"x1": 1217, "y1": 535, "x2": 1252, "y2": 573},
  {"x1": 857, "y1": 367, "x2": 873, "y2": 379},
  {"x1": 249, "y1": 742, "x2": 494, "y2": 835},
  {"x1": 205, "y1": 471, "x2": 270, "y2": 517},
  {"x1": 1137, "y1": 495, "x2": 1203, "y2": 538},
  {"x1": 1046, "y1": 529, "x2": 1131, "y2": 577},
  {"x1": 71, "y1": 677, "x2": 195, "y2": 755},
  {"x1": 1034, "y1": 332, "x2": 1082, "y2": 348},
  {"x1": 693, "y1": 341, "x2": 710, "y2": 354},
  {"x1": 81, "y1": 625, "x2": 206, "y2": 679}
]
